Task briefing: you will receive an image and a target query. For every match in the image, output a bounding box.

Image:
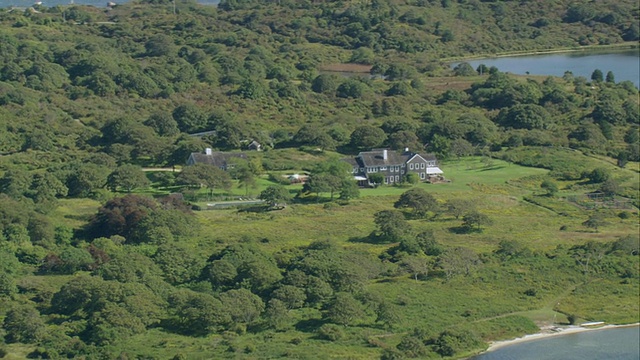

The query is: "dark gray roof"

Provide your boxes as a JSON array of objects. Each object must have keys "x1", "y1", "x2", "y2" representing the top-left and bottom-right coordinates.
[
  {"x1": 410, "y1": 153, "x2": 436, "y2": 161},
  {"x1": 188, "y1": 152, "x2": 247, "y2": 167},
  {"x1": 356, "y1": 149, "x2": 436, "y2": 167}
]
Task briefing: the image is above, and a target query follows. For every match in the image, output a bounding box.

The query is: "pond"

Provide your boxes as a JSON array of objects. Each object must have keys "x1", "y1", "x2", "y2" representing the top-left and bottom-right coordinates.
[
  {"x1": 454, "y1": 49, "x2": 640, "y2": 88},
  {"x1": 473, "y1": 325, "x2": 640, "y2": 360}
]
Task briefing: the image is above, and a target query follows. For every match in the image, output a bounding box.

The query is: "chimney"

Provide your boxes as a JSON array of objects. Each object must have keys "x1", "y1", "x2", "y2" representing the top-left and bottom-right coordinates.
[
  {"x1": 404, "y1": 147, "x2": 409, "y2": 153},
  {"x1": 383, "y1": 149, "x2": 388, "y2": 160},
  {"x1": 205, "y1": 148, "x2": 212, "y2": 155}
]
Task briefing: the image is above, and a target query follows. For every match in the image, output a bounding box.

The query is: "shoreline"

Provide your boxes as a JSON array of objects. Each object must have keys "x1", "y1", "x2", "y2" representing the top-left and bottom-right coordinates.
[
  {"x1": 483, "y1": 323, "x2": 640, "y2": 353},
  {"x1": 445, "y1": 42, "x2": 639, "y2": 62}
]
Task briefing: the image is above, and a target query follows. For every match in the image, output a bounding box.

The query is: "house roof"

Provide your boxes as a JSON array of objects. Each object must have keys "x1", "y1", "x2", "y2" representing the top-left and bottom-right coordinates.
[
  {"x1": 356, "y1": 149, "x2": 436, "y2": 167},
  {"x1": 248, "y1": 140, "x2": 261, "y2": 149},
  {"x1": 188, "y1": 152, "x2": 247, "y2": 167},
  {"x1": 357, "y1": 149, "x2": 406, "y2": 167}
]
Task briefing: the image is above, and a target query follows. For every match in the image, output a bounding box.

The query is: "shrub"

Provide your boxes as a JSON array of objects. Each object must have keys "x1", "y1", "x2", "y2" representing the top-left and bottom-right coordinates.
[
  {"x1": 268, "y1": 173, "x2": 292, "y2": 185},
  {"x1": 588, "y1": 168, "x2": 610, "y2": 183},
  {"x1": 435, "y1": 329, "x2": 484, "y2": 357},
  {"x1": 397, "y1": 334, "x2": 427, "y2": 357},
  {"x1": 318, "y1": 324, "x2": 345, "y2": 341},
  {"x1": 380, "y1": 349, "x2": 404, "y2": 360}
]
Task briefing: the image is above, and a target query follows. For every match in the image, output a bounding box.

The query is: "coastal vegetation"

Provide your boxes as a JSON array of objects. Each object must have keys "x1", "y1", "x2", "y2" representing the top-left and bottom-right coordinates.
[{"x1": 0, "y1": 0, "x2": 638, "y2": 358}]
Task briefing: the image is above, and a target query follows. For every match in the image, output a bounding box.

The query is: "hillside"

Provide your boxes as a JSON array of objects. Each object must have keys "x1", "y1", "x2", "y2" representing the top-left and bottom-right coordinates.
[{"x1": 0, "y1": 0, "x2": 638, "y2": 358}]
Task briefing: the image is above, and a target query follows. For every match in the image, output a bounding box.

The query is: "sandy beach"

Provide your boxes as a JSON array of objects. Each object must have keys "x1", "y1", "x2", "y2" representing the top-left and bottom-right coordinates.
[{"x1": 485, "y1": 323, "x2": 640, "y2": 352}]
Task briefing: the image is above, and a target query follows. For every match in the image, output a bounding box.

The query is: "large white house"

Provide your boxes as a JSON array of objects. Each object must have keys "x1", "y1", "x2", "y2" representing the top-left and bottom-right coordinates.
[{"x1": 342, "y1": 148, "x2": 443, "y2": 186}]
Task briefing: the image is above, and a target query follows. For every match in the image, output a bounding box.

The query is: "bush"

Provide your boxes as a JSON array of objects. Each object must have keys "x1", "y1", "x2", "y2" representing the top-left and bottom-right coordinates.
[
  {"x1": 435, "y1": 329, "x2": 484, "y2": 357},
  {"x1": 588, "y1": 168, "x2": 610, "y2": 183},
  {"x1": 318, "y1": 324, "x2": 345, "y2": 341},
  {"x1": 268, "y1": 173, "x2": 292, "y2": 185},
  {"x1": 397, "y1": 334, "x2": 427, "y2": 357},
  {"x1": 380, "y1": 348, "x2": 404, "y2": 360},
  {"x1": 618, "y1": 211, "x2": 631, "y2": 220}
]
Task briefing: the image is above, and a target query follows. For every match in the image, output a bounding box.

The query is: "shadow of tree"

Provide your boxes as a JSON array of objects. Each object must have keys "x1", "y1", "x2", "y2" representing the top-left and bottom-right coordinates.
[
  {"x1": 348, "y1": 232, "x2": 393, "y2": 244},
  {"x1": 478, "y1": 165, "x2": 505, "y2": 172},
  {"x1": 237, "y1": 205, "x2": 269, "y2": 213},
  {"x1": 448, "y1": 225, "x2": 480, "y2": 234},
  {"x1": 295, "y1": 318, "x2": 326, "y2": 333}
]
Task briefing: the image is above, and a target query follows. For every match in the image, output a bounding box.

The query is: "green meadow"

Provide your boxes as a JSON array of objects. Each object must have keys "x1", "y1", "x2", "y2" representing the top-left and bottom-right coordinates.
[{"x1": 35, "y1": 155, "x2": 629, "y2": 359}]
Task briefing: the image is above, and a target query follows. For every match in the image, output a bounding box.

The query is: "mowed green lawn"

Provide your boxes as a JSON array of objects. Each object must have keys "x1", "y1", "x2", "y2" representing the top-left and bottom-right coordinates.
[
  {"x1": 51, "y1": 156, "x2": 637, "y2": 256},
  {"x1": 195, "y1": 156, "x2": 637, "y2": 256}
]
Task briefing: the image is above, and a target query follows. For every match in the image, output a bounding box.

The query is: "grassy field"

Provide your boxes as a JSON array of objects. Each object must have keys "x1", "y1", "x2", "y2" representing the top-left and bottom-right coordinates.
[
  {"x1": 28, "y1": 155, "x2": 638, "y2": 359},
  {"x1": 193, "y1": 155, "x2": 636, "y2": 255}
]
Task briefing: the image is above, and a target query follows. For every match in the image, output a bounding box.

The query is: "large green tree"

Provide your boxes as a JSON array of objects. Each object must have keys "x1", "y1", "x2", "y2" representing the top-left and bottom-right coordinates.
[
  {"x1": 177, "y1": 163, "x2": 232, "y2": 195},
  {"x1": 325, "y1": 292, "x2": 365, "y2": 326},
  {"x1": 107, "y1": 165, "x2": 150, "y2": 193},
  {"x1": 394, "y1": 188, "x2": 439, "y2": 218},
  {"x1": 374, "y1": 210, "x2": 411, "y2": 243}
]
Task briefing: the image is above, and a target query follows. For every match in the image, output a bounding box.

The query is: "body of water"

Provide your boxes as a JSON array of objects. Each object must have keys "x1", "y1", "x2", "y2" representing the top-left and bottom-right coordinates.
[
  {"x1": 457, "y1": 49, "x2": 640, "y2": 88},
  {"x1": 473, "y1": 325, "x2": 640, "y2": 360}
]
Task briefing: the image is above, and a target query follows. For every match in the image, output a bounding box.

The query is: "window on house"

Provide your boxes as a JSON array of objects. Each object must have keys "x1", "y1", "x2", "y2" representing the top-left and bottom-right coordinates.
[
  {"x1": 420, "y1": 173, "x2": 425, "y2": 179},
  {"x1": 384, "y1": 177, "x2": 388, "y2": 184},
  {"x1": 421, "y1": 163, "x2": 425, "y2": 169},
  {"x1": 390, "y1": 176, "x2": 394, "y2": 183},
  {"x1": 409, "y1": 163, "x2": 414, "y2": 170},
  {"x1": 395, "y1": 175, "x2": 399, "y2": 182},
  {"x1": 380, "y1": 166, "x2": 387, "y2": 171}
]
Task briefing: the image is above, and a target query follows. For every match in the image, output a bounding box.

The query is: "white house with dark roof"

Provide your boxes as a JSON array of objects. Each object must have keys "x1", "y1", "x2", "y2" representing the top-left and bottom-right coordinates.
[
  {"x1": 343, "y1": 148, "x2": 442, "y2": 186},
  {"x1": 186, "y1": 148, "x2": 247, "y2": 170}
]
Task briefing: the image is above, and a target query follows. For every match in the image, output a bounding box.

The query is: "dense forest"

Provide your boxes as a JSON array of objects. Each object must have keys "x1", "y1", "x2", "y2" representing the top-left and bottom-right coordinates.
[{"x1": 0, "y1": 0, "x2": 638, "y2": 358}]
